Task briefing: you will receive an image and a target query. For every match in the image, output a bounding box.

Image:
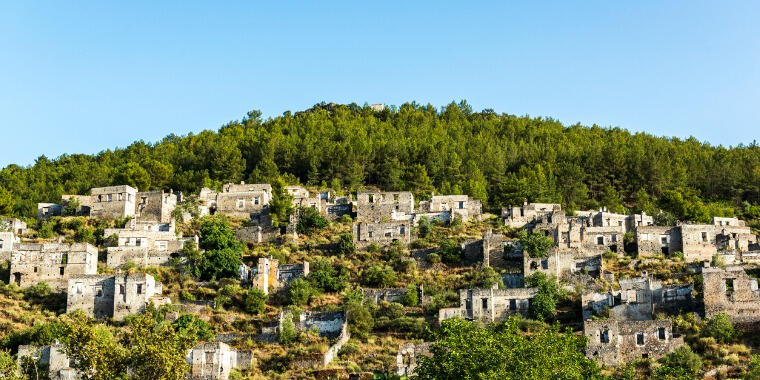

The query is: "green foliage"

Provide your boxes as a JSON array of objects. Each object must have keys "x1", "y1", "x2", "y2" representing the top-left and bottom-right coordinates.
[
  {"x1": 337, "y1": 232, "x2": 355, "y2": 256},
  {"x1": 279, "y1": 314, "x2": 298, "y2": 346},
  {"x1": 360, "y1": 265, "x2": 397, "y2": 287},
  {"x1": 295, "y1": 206, "x2": 328, "y2": 235},
  {"x1": 0, "y1": 321, "x2": 66, "y2": 353},
  {"x1": 287, "y1": 278, "x2": 315, "y2": 306},
  {"x1": 198, "y1": 215, "x2": 242, "y2": 251},
  {"x1": 307, "y1": 258, "x2": 349, "y2": 293},
  {"x1": 439, "y1": 239, "x2": 462, "y2": 265},
  {"x1": 526, "y1": 272, "x2": 559, "y2": 321},
  {"x1": 417, "y1": 217, "x2": 432, "y2": 238},
  {"x1": 466, "y1": 266, "x2": 504, "y2": 289},
  {"x1": 194, "y1": 247, "x2": 242, "y2": 281},
  {"x1": 745, "y1": 354, "x2": 760, "y2": 380},
  {"x1": 517, "y1": 230, "x2": 554, "y2": 258},
  {"x1": 653, "y1": 345, "x2": 702, "y2": 379},
  {"x1": 414, "y1": 317, "x2": 601, "y2": 379},
  {"x1": 193, "y1": 216, "x2": 243, "y2": 280},
  {"x1": 346, "y1": 301, "x2": 374, "y2": 340},
  {"x1": 702, "y1": 313, "x2": 735, "y2": 343},
  {"x1": 115, "y1": 162, "x2": 151, "y2": 191},
  {"x1": 657, "y1": 189, "x2": 711, "y2": 223},
  {"x1": 402, "y1": 284, "x2": 419, "y2": 307},
  {"x1": 0, "y1": 186, "x2": 13, "y2": 216},
  {"x1": 0, "y1": 350, "x2": 21, "y2": 380},
  {"x1": 270, "y1": 178, "x2": 294, "y2": 228},
  {"x1": 426, "y1": 253, "x2": 441, "y2": 264},
  {"x1": 242, "y1": 288, "x2": 268, "y2": 315},
  {"x1": 173, "y1": 314, "x2": 215, "y2": 342}
]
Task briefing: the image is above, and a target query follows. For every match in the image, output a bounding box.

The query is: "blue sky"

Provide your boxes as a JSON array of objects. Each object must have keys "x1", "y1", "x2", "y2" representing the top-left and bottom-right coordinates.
[{"x1": 1, "y1": 1, "x2": 758, "y2": 168}]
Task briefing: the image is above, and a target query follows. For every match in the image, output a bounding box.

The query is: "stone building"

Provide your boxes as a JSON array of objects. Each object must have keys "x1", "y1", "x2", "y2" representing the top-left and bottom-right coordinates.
[
  {"x1": 135, "y1": 190, "x2": 178, "y2": 223},
  {"x1": 104, "y1": 220, "x2": 189, "y2": 268},
  {"x1": 584, "y1": 319, "x2": 684, "y2": 366},
  {"x1": 637, "y1": 223, "x2": 758, "y2": 261},
  {"x1": 1, "y1": 217, "x2": 27, "y2": 235},
  {"x1": 0, "y1": 231, "x2": 19, "y2": 260},
  {"x1": 502, "y1": 202, "x2": 562, "y2": 228},
  {"x1": 243, "y1": 257, "x2": 309, "y2": 295},
  {"x1": 523, "y1": 249, "x2": 602, "y2": 279},
  {"x1": 396, "y1": 342, "x2": 432, "y2": 377},
  {"x1": 355, "y1": 191, "x2": 414, "y2": 222},
  {"x1": 481, "y1": 229, "x2": 507, "y2": 267},
  {"x1": 186, "y1": 342, "x2": 254, "y2": 380},
  {"x1": 590, "y1": 209, "x2": 653, "y2": 232},
  {"x1": 10, "y1": 243, "x2": 98, "y2": 290},
  {"x1": 703, "y1": 265, "x2": 760, "y2": 325},
  {"x1": 37, "y1": 185, "x2": 138, "y2": 220},
  {"x1": 420, "y1": 194, "x2": 483, "y2": 222},
  {"x1": 66, "y1": 273, "x2": 169, "y2": 321},
  {"x1": 352, "y1": 220, "x2": 411, "y2": 248},
  {"x1": 438, "y1": 287, "x2": 537, "y2": 323},
  {"x1": 276, "y1": 310, "x2": 351, "y2": 368},
  {"x1": 37, "y1": 202, "x2": 63, "y2": 220},
  {"x1": 581, "y1": 274, "x2": 693, "y2": 321},
  {"x1": 199, "y1": 182, "x2": 272, "y2": 219},
  {"x1": 362, "y1": 287, "x2": 409, "y2": 304},
  {"x1": 17, "y1": 344, "x2": 79, "y2": 380}
]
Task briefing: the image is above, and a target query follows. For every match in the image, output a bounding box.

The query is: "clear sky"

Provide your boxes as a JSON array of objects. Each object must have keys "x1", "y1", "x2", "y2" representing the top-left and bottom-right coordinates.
[{"x1": 1, "y1": 1, "x2": 758, "y2": 168}]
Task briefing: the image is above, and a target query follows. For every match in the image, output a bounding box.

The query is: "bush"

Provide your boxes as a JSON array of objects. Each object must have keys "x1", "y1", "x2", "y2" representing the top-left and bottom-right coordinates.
[
  {"x1": 279, "y1": 315, "x2": 298, "y2": 346},
  {"x1": 243, "y1": 288, "x2": 267, "y2": 315},
  {"x1": 402, "y1": 284, "x2": 419, "y2": 307},
  {"x1": 517, "y1": 230, "x2": 553, "y2": 258},
  {"x1": 653, "y1": 345, "x2": 702, "y2": 379},
  {"x1": 466, "y1": 266, "x2": 503, "y2": 289},
  {"x1": 702, "y1": 313, "x2": 735, "y2": 343},
  {"x1": 173, "y1": 314, "x2": 215, "y2": 341},
  {"x1": 287, "y1": 278, "x2": 315, "y2": 306},
  {"x1": 307, "y1": 258, "x2": 349, "y2": 293},
  {"x1": 360, "y1": 265, "x2": 397, "y2": 287},
  {"x1": 526, "y1": 273, "x2": 558, "y2": 321},
  {"x1": 396, "y1": 258, "x2": 416, "y2": 274},
  {"x1": 417, "y1": 217, "x2": 432, "y2": 238},
  {"x1": 346, "y1": 301, "x2": 374, "y2": 340},
  {"x1": 337, "y1": 232, "x2": 355, "y2": 256},
  {"x1": 439, "y1": 239, "x2": 462, "y2": 265},
  {"x1": 339, "y1": 214, "x2": 353, "y2": 224},
  {"x1": 427, "y1": 253, "x2": 441, "y2": 264},
  {"x1": 194, "y1": 248, "x2": 242, "y2": 281},
  {"x1": 296, "y1": 206, "x2": 329, "y2": 235}
]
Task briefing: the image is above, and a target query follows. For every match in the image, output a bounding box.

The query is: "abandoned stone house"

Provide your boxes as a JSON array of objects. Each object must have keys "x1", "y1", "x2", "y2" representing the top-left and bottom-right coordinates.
[
  {"x1": 0, "y1": 217, "x2": 27, "y2": 235},
  {"x1": 199, "y1": 182, "x2": 272, "y2": 219},
  {"x1": 241, "y1": 257, "x2": 309, "y2": 295},
  {"x1": 502, "y1": 202, "x2": 562, "y2": 228},
  {"x1": 10, "y1": 243, "x2": 98, "y2": 290},
  {"x1": 37, "y1": 185, "x2": 138, "y2": 220},
  {"x1": 480, "y1": 229, "x2": 508, "y2": 267},
  {"x1": 66, "y1": 273, "x2": 169, "y2": 321},
  {"x1": 186, "y1": 342, "x2": 254, "y2": 380},
  {"x1": 584, "y1": 319, "x2": 684, "y2": 366},
  {"x1": 352, "y1": 220, "x2": 411, "y2": 248},
  {"x1": 703, "y1": 265, "x2": 760, "y2": 325},
  {"x1": 104, "y1": 220, "x2": 189, "y2": 268},
  {"x1": 581, "y1": 274, "x2": 693, "y2": 321},
  {"x1": 589, "y1": 209, "x2": 654, "y2": 232},
  {"x1": 276, "y1": 310, "x2": 350, "y2": 368},
  {"x1": 17, "y1": 344, "x2": 79, "y2": 380},
  {"x1": 523, "y1": 249, "x2": 602, "y2": 279},
  {"x1": 438, "y1": 287, "x2": 537, "y2": 323},
  {"x1": 419, "y1": 194, "x2": 483, "y2": 222},
  {"x1": 37, "y1": 202, "x2": 63, "y2": 220},
  {"x1": 134, "y1": 189, "x2": 178, "y2": 223},
  {"x1": 355, "y1": 191, "x2": 414, "y2": 222},
  {"x1": 362, "y1": 287, "x2": 410, "y2": 304},
  {"x1": 0, "y1": 231, "x2": 19, "y2": 260},
  {"x1": 396, "y1": 342, "x2": 432, "y2": 377},
  {"x1": 637, "y1": 223, "x2": 758, "y2": 261}
]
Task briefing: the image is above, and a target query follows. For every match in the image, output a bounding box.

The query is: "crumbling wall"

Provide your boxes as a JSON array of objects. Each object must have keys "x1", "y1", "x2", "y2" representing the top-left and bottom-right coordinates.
[
  {"x1": 438, "y1": 287, "x2": 536, "y2": 323},
  {"x1": 396, "y1": 342, "x2": 433, "y2": 377},
  {"x1": 135, "y1": 190, "x2": 177, "y2": 223},
  {"x1": 362, "y1": 288, "x2": 408, "y2": 304},
  {"x1": 636, "y1": 226, "x2": 681, "y2": 257},
  {"x1": 352, "y1": 221, "x2": 411, "y2": 247},
  {"x1": 355, "y1": 191, "x2": 414, "y2": 222},
  {"x1": 584, "y1": 320, "x2": 684, "y2": 366},
  {"x1": 703, "y1": 266, "x2": 760, "y2": 324},
  {"x1": 10, "y1": 243, "x2": 98, "y2": 290},
  {"x1": 187, "y1": 342, "x2": 254, "y2": 380}
]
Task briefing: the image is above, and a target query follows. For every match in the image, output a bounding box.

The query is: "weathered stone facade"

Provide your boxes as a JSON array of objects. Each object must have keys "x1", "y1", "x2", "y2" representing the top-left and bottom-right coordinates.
[
  {"x1": 637, "y1": 223, "x2": 758, "y2": 261},
  {"x1": 502, "y1": 202, "x2": 562, "y2": 228},
  {"x1": 37, "y1": 202, "x2": 63, "y2": 220},
  {"x1": 584, "y1": 319, "x2": 684, "y2": 365},
  {"x1": 396, "y1": 342, "x2": 432, "y2": 377},
  {"x1": 0, "y1": 217, "x2": 27, "y2": 235},
  {"x1": 581, "y1": 274, "x2": 693, "y2": 321},
  {"x1": 186, "y1": 342, "x2": 254, "y2": 380},
  {"x1": 481, "y1": 229, "x2": 507, "y2": 267},
  {"x1": 438, "y1": 287, "x2": 537, "y2": 323},
  {"x1": 104, "y1": 220, "x2": 188, "y2": 268},
  {"x1": 10, "y1": 243, "x2": 98, "y2": 290},
  {"x1": 703, "y1": 265, "x2": 760, "y2": 324},
  {"x1": 199, "y1": 183, "x2": 272, "y2": 219},
  {"x1": 0, "y1": 231, "x2": 19, "y2": 260},
  {"x1": 352, "y1": 221, "x2": 411, "y2": 248},
  {"x1": 277, "y1": 310, "x2": 350, "y2": 367},
  {"x1": 421, "y1": 195, "x2": 482, "y2": 222},
  {"x1": 17, "y1": 344, "x2": 79, "y2": 380},
  {"x1": 355, "y1": 191, "x2": 414, "y2": 222},
  {"x1": 66, "y1": 273, "x2": 169, "y2": 321},
  {"x1": 523, "y1": 249, "x2": 602, "y2": 279},
  {"x1": 135, "y1": 190, "x2": 178, "y2": 223},
  {"x1": 362, "y1": 287, "x2": 408, "y2": 304},
  {"x1": 244, "y1": 257, "x2": 309, "y2": 295}
]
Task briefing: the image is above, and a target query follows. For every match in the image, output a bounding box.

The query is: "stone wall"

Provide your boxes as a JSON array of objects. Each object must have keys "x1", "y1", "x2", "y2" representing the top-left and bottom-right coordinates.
[
  {"x1": 438, "y1": 287, "x2": 537, "y2": 323},
  {"x1": 0, "y1": 231, "x2": 18, "y2": 261},
  {"x1": 703, "y1": 266, "x2": 760, "y2": 324},
  {"x1": 17, "y1": 344, "x2": 78, "y2": 380},
  {"x1": 248, "y1": 258, "x2": 309, "y2": 295},
  {"x1": 0, "y1": 217, "x2": 27, "y2": 235},
  {"x1": 135, "y1": 190, "x2": 177, "y2": 223},
  {"x1": 103, "y1": 222, "x2": 186, "y2": 268},
  {"x1": 352, "y1": 221, "x2": 411, "y2": 248},
  {"x1": 502, "y1": 202, "x2": 561, "y2": 228},
  {"x1": 236, "y1": 225, "x2": 281, "y2": 244},
  {"x1": 88, "y1": 185, "x2": 138, "y2": 220},
  {"x1": 482, "y1": 229, "x2": 506, "y2": 267},
  {"x1": 396, "y1": 342, "x2": 432, "y2": 377},
  {"x1": 67, "y1": 273, "x2": 168, "y2": 321},
  {"x1": 425, "y1": 195, "x2": 482, "y2": 222},
  {"x1": 584, "y1": 319, "x2": 684, "y2": 366},
  {"x1": 355, "y1": 191, "x2": 414, "y2": 222},
  {"x1": 199, "y1": 183, "x2": 272, "y2": 219},
  {"x1": 636, "y1": 226, "x2": 681, "y2": 256},
  {"x1": 362, "y1": 288, "x2": 408, "y2": 304},
  {"x1": 186, "y1": 342, "x2": 254, "y2": 380},
  {"x1": 10, "y1": 243, "x2": 98, "y2": 290}
]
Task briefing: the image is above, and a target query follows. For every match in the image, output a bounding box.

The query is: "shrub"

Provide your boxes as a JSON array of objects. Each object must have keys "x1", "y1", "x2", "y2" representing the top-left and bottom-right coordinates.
[
  {"x1": 360, "y1": 265, "x2": 397, "y2": 287},
  {"x1": 173, "y1": 314, "x2": 215, "y2": 341},
  {"x1": 287, "y1": 278, "x2": 315, "y2": 306},
  {"x1": 346, "y1": 301, "x2": 374, "y2": 340},
  {"x1": 307, "y1": 258, "x2": 349, "y2": 293},
  {"x1": 517, "y1": 230, "x2": 553, "y2": 258},
  {"x1": 243, "y1": 288, "x2": 267, "y2": 315},
  {"x1": 467, "y1": 266, "x2": 503, "y2": 289},
  {"x1": 439, "y1": 239, "x2": 462, "y2": 265},
  {"x1": 526, "y1": 273, "x2": 559, "y2": 321},
  {"x1": 337, "y1": 232, "x2": 355, "y2": 256},
  {"x1": 339, "y1": 214, "x2": 353, "y2": 224},
  {"x1": 295, "y1": 206, "x2": 329, "y2": 235},
  {"x1": 397, "y1": 258, "x2": 416, "y2": 274},
  {"x1": 279, "y1": 315, "x2": 298, "y2": 346},
  {"x1": 703, "y1": 313, "x2": 735, "y2": 343},
  {"x1": 402, "y1": 284, "x2": 419, "y2": 307},
  {"x1": 417, "y1": 217, "x2": 432, "y2": 238},
  {"x1": 427, "y1": 253, "x2": 441, "y2": 264},
  {"x1": 653, "y1": 345, "x2": 702, "y2": 379}
]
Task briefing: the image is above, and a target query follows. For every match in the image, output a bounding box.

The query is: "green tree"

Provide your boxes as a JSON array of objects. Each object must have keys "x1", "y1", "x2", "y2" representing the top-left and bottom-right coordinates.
[
  {"x1": 195, "y1": 247, "x2": 242, "y2": 281},
  {"x1": 439, "y1": 239, "x2": 462, "y2": 265},
  {"x1": 0, "y1": 350, "x2": 21, "y2": 380},
  {"x1": 415, "y1": 317, "x2": 601, "y2": 379},
  {"x1": 517, "y1": 230, "x2": 554, "y2": 258},
  {"x1": 416, "y1": 217, "x2": 432, "y2": 239},
  {"x1": 123, "y1": 311, "x2": 196, "y2": 380},
  {"x1": 526, "y1": 272, "x2": 559, "y2": 321},
  {"x1": 270, "y1": 178, "x2": 294, "y2": 228},
  {"x1": 337, "y1": 232, "x2": 355, "y2": 256},
  {"x1": 287, "y1": 278, "x2": 315, "y2": 306},
  {"x1": 0, "y1": 186, "x2": 13, "y2": 216},
  {"x1": 115, "y1": 162, "x2": 151, "y2": 191},
  {"x1": 360, "y1": 265, "x2": 397, "y2": 287},
  {"x1": 172, "y1": 314, "x2": 215, "y2": 342},
  {"x1": 60, "y1": 310, "x2": 129, "y2": 380},
  {"x1": 198, "y1": 215, "x2": 241, "y2": 251},
  {"x1": 653, "y1": 345, "x2": 702, "y2": 379},
  {"x1": 242, "y1": 288, "x2": 267, "y2": 315},
  {"x1": 346, "y1": 300, "x2": 374, "y2": 340},
  {"x1": 702, "y1": 313, "x2": 735, "y2": 343},
  {"x1": 307, "y1": 258, "x2": 349, "y2": 293},
  {"x1": 295, "y1": 206, "x2": 329, "y2": 235}
]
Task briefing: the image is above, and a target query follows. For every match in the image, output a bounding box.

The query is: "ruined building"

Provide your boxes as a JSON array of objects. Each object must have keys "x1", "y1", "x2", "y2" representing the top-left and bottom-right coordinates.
[
  {"x1": 198, "y1": 183, "x2": 272, "y2": 219},
  {"x1": 502, "y1": 202, "x2": 562, "y2": 228},
  {"x1": 703, "y1": 265, "x2": 760, "y2": 325},
  {"x1": 396, "y1": 342, "x2": 432, "y2": 377},
  {"x1": 104, "y1": 220, "x2": 189, "y2": 268},
  {"x1": 355, "y1": 191, "x2": 414, "y2": 222},
  {"x1": 241, "y1": 257, "x2": 309, "y2": 295},
  {"x1": 10, "y1": 243, "x2": 98, "y2": 290},
  {"x1": 66, "y1": 273, "x2": 169, "y2": 321},
  {"x1": 134, "y1": 190, "x2": 178, "y2": 223},
  {"x1": 419, "y1": 194, "x2": 483, "y2": 222},
  {"x1": 17, "y1": 344, "x2": 79, "y2": 380},
  {"x1": 438, "y1": 287, "x2": 537, "y2": 323},
  {"x1": 1, "y1": 217, "x2": 27, "y2": 235},
  {"x1": 0, "y1": 231, "x2": 19, "y2": 261},
  {"x1": 637, "y1": 220, "x2": 759, "y2": 261},
  {"x1": 523, "y1": 249, "x2": 602, "y2": 279},
  {"x1": 38, "y1": 185, "x2": 139, "y2": 220},
  {"x1": 581, "y1": 274, "x2": 693, "y2": 321},
  {"x1": 186, "y1": 342, "x2": 254, "y2": 380},
  {"x1": 352, "y1": 220, "x2": 411, "y2": 248},
  {"x1": 584, "y1": 319, "x2": 684, "y2": 366}
]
